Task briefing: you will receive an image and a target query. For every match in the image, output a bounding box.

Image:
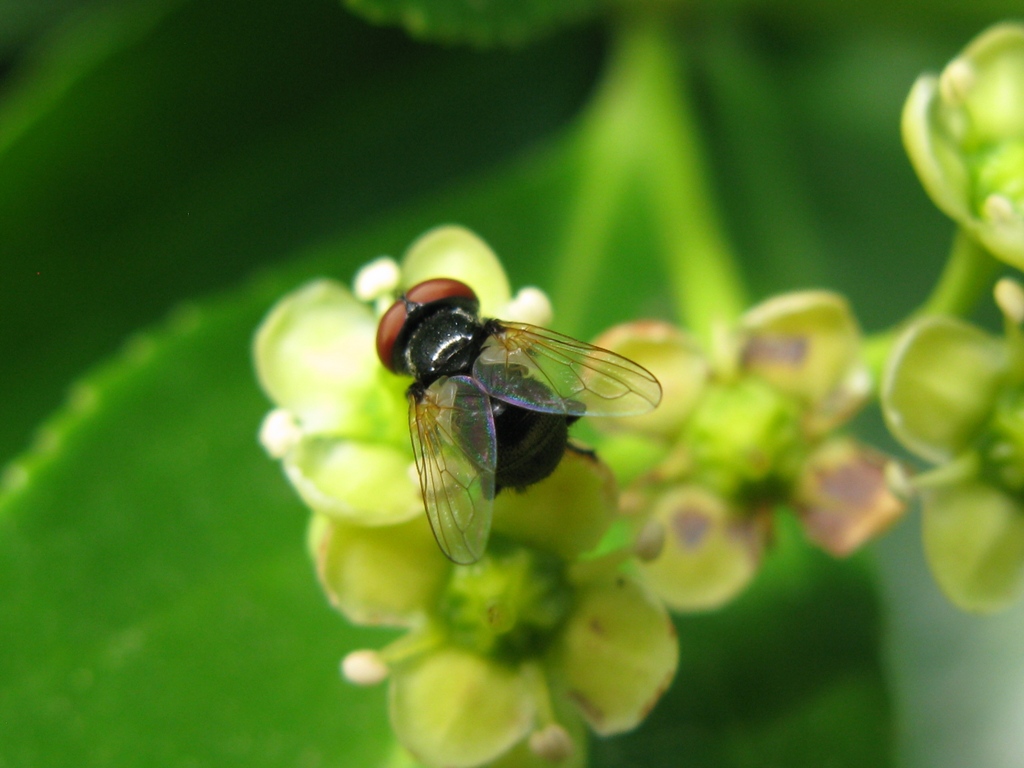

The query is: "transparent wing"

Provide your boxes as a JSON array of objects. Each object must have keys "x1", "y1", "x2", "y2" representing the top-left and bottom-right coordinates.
[
  {"x1": 472, "y1": 321, "x2": 662, "y2": 417},
  {"x1": 409, "y1": 375, "x2": 496, "y2": 564}
]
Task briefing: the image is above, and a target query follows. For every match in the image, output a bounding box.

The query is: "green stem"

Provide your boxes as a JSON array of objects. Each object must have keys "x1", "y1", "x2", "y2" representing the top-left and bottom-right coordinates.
[
  {"x1": 864, "y1": 229, "x2": 1000, "y2": 379},
  {"x1": 629, "y1": 21, "x2": 748, "y2": 339},
  {"x1": 548, "y1": 41, "x2": 645, "y2": 334},
  {"x1": 551, "y1": 18, "x2": 747, "y2": 341},
  {"x1": 918, "y1": 229, "x2": 1000, "y2": 317},
  {"x1": 699, "y1": 20, "x2": 826, "y2": 288}
]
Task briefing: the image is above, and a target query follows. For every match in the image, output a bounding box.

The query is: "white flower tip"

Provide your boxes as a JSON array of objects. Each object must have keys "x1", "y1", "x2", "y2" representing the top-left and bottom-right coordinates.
[
  {"x1": 528, "y1": 723, "x2": 574, "y2": 762},
  {"x1": 939, "y1": 58, "x2": 975, "y2": 106},
  {"x1": 503, "y1": 286, "x2": 553, "y2": 326},
  {"x1": 984, "y1": 194, "x2": 1019, "y2": 226},
  {"x1": 995, "y1": 278, "x2": 1024, "y2": 326},
  {"x1": 884, "y1": 460, "x2": 915, "y2": 503},
  {"x1": 259, "y1": 408, "x2": 302, "y2": 458},
  {"x1": 341, "y1": 649, "x2": 390, "y2": 686},
  {"x1": 845, "y1": 365, "x2": 873, "y2": 401},
  {"x1": 353, "y1": 257, "x2": 401, "y2": 303},
  {"x1": 634, "y1": 519, "x2": 666, "y2": 562}
]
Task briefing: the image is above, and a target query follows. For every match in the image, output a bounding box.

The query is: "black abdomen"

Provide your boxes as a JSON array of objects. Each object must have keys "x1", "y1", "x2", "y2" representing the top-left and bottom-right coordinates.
[{"x1": 492, "y1": 404, "x2": 569, "y2": 492}]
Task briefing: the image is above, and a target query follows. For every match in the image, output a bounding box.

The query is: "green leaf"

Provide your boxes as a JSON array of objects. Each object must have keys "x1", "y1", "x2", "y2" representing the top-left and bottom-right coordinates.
[
  {"x1": 0, "y1": 279, "x2": 400, "y2": 765},
  {"x1": 342, "y1": 0, "x2": 598, "y2": 47}
]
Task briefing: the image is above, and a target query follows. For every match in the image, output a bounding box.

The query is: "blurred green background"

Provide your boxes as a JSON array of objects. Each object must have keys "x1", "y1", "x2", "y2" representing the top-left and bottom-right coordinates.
[{"x1": 3, "y1": 0, "x2": 1024, "y2": 766}]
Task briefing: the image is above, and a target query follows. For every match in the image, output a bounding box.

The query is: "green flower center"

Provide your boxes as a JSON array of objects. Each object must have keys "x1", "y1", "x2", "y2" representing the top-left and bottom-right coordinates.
[
  {"x1": 685, "y1": 377, "x2": 806, "y2": 506},
  {"x1": 980, "y1": 387, "x2": 1024, "y2": 494},
  {"x1": 972, "y1": 140, "x2": 1024, "y2": 218},
  {"x1": 438, "y1": 541, "x2": 572, "y2": 664}
]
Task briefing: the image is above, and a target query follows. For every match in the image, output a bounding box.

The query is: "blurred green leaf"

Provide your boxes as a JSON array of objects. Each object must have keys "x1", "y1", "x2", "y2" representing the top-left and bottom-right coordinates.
[
  {"x1": 343, "y1": 0, "x2": 598, "y2": 47},
  {"x1": 0, "y1": 0, "x2": 601, "y2": 465},
  {"x1": 0, "y1": 266, "x2": 399, "y2": 765}
]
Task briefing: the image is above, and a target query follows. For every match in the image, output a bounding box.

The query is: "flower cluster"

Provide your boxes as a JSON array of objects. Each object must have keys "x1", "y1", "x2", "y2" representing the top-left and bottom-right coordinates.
[
  {"x1": 591, "y1": 293, "x2": 905, "y2": 610},
  {"x1": 889, "y1": 22, "x2": 1024, "y2": 613},
  {"x1": 882, "y1": 279, "x2": 1024, "y2": 613},
  {"x1": 254, "y1": 226, "x2": 677, "y2": 767}
]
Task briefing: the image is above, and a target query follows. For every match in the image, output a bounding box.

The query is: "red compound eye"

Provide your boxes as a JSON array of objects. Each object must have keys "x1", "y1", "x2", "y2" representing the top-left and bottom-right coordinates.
[
  {"x1": 404, "y1": 278, "x2": 477, "y2": 306},
  {"x1": 375, "y1": 279, "x2": 479, "y2": 373},
  {"x1": 376, "y1": 299, "x2": 408, "y2": 373}
]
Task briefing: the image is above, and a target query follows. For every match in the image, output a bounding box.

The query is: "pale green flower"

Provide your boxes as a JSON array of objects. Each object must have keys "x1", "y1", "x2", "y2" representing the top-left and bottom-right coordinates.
[
  {"x1": 903, "y1": 23, "x2": 1024, "y2": 267},
  {"x1": 882, "y1": 279, "x2": 1024, "y2": 612},
  {"x1": 326, "y1": 453, "x2": 678, "y2": 768},
  {"x1": 256, "y1": 226, "x2": 679, "y2": 766},
  {"x1": 597, "y1": 291, "x2": 904, "y2": 610},
  {"x1": 253, "y1": 225, "x2": 544, "y2": 528}
]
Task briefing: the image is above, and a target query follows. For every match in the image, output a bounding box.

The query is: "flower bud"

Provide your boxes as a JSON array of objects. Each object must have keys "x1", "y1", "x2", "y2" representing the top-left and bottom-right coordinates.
[
  {"x1": 921, "y1": 480, "x2": 1024, "y2": 612},
  {"x1": 794, "y1": 438, "x2": 906, "y2": 556},
  {"x1": 389, "y1": 646, "x2": 534, "y2": 768},
  {"x1": 310, "y1": 513, "x2": 449, "y2": 627},
  {"x1": 492, "y1": 450, "x2": 618, "y2": 560},
  {"x1": 639, "y1": 485, "x2": 764, "y2": 610},
  {"x1": 341, "y1": 649, "x2": 390, "y2": 685},
  {"x1": 400, "y1": 225, "x2": 511, "y2": 315},
  {"x1": 739, "y1": 291, "x2": 867, "y2": 434},
  {"x1": 882, "y1": 315, "x2": 1005, "y2": 464},
  {"x1": 591, "y1": 321, "x2": 708, "y2": 440},
  {"x1": 903, "y1": 23, "x2": 1024, "y2": 267},
  {"x1": 547, "y1": 576, "x2": 677, "y2": 735}
]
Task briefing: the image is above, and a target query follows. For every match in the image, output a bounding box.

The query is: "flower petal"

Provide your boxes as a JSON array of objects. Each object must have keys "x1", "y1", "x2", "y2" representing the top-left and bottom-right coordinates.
[
  {"x1": 922, "y1": 480, "x2": 1024, "y2": 613},
  {"x1": 390, "y1": 647, "x2": 534, "y2": 768},
  {"x1": 492, "y1": 449, "x2": 618, "y2": 560},
  {"x1": 591, "y1": 320, "x2": 709, "y2": 440},
  {"x1": 400, "y1": 225, "x2": 511, "y2": 316},
  {"x1": 902, "y1": 73, "x2": 975, "y2": 224},
  {"x1": 309, "y1": 513, "x2": 449, "y2": 627},
  {"x1": 882, "y1": 316, "x2": 1005, "y2": 463},
  {"x1": 548, "y1": 575, "x2": 678, "y2": 736},
  {"x1": 639, "y1": 485, "x2": 764, "y2": 610},
  {"x1": 795, "y1": 438, "x2": 906, "y2": 556},
  {"x1": 253, "y1": 279, "x2": 407, "y2": 438},
  {"x1": 284, "y1": 436, "x2": 422, "y2": 525},
  {"x1": 956, "y1": 24, "x2": 1024, "y2": 145},
  {"x1": 739, "y1": 291, "x2": 867, "y2": 428}
]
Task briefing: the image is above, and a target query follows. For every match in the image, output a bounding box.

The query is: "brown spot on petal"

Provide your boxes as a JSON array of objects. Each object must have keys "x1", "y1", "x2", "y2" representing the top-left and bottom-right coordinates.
[
  {"x1": 671, "y1": 508, "x2": 710, "y2": 549},
  {"x1": 799, "y1": 444, "x2": 906, "y2": 556},
  {"x1": 742, "y1": 334, "x2": 808, "y2": 370},
  {"x1": 818, "y1": 456, "x2": 883, "y2": 509},
  {"x1": 568, "y1": 689, "x2": 605, "y2": 727}
]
